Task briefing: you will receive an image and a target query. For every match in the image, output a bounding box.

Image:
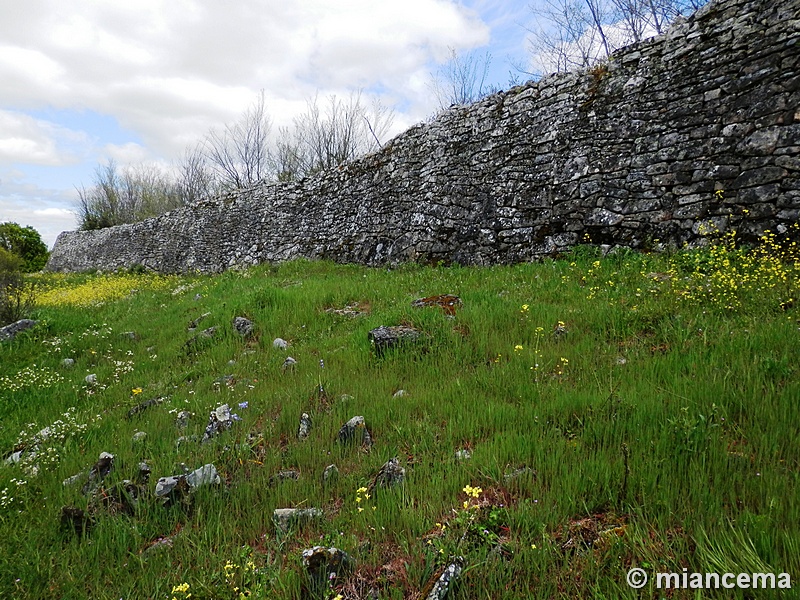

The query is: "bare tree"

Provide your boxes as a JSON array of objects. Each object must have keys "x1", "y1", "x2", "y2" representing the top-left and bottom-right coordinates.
[
  {"x1": 76, "y1": 160, "x2": 183, "y2": 230},
  {"x1": 527, "y1": 0, "x2": 708, "y2": 75},
  {"x1": 203, "y1": 91, "x2": 273, "y2": 189},
  {"x1": 429, "y1": 47, "x2": 496, "y2": 110},
  {"x1": 177, "y1": 143, "x2": 219, "y2": 204},
  {"x1": 278, "y1": 91, "x2": 394, "y2": 180}
]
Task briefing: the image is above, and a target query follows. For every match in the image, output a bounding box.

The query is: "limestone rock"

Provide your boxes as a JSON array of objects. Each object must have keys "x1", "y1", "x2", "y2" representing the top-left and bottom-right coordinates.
[
  {"x1": 411, "y1": 294, "x2": 463, "y2": 315},
  {"x1": 368, "y1": 325, "x2": 422, "y2": 357},
  {"x1": 233, "y1": 316, "x2": 254, "y2": 336},
  {"x1": 298, "y1": 412, "x2": 312, "y2": 439},
  {"x1": 368, "y1": 457, "x2": 405, "y2": 491},
  {"x1": 273, "y1": 507, "x2": 323, "y2": 533},
  {"x1": 337, "y1": 416, "x2": 373, "y2": 448},
  {"x1": 0, "y1": 319, "x2": 37, "y2": 341}
]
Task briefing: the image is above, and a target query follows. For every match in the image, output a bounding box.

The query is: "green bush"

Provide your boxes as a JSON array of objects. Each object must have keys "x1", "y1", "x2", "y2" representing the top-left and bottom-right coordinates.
[
  {"x1": 0, "y1": 222, "x2": 49, "y2": 272},
  {"x1": 0, "y1": 247, "x2": 36, "y2": 326}
]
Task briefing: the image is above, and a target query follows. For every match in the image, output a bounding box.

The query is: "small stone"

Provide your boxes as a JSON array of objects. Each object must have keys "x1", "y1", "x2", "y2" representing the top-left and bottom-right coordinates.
[
  {"x1": 0, "y1": 319, "x2": 37, "y2": 341},
  {"x1": 155, "y1": 475, "x2": 184, "y2": 497},
  {"x1": 411, "y1": 294, "x2": 463, "y2": 315},
  {"x1": 368, "y1": 325, "x2": 422, "y2": 357},
  {"x1": 61, "y1": 358, "x2": 75, "y2": 368},
  {"x1": 337, "y1": 416, "x2": 373, "y2": 448},
  {"x1": 122, "y1": 331, "x2": 137, "y2": 340},
  {"x1": 503, "y1": 466, "x2": 536, "y2": 482},
  {"x1": 392, "y1": 389, "x2": 407, "y2": 398},
  {"x1": 186, "y1": 464, "x2": 221, "y2": 488},
  {"x1": 269, "y1": 470, "x2": 300, "y2": 486},
  {"x1": 424, "y1": 557, "x2": 464, "y2": 600},
  {"x1": 454, "y1": 449, "x2": 471, "y2": 461},
  {"x1": 322, "y1": 464, "x2": 339, "y2": 485},
  {"x1": 301, "y1": 546, "x2": 355, "y2": 592},
  {"x1": 137, "y1": 462, "x2": 151, "y2": 485},
  {"x1": 132, "y1": 431, "x2": 147, "y2": 443},
  {"x1": 60, "y1": 506, "x2": 93, "y2": 537},
  {"x1": 273, "y1": 507, "x2": 323, "y2": 533},
  {"x1": 193, "y1": 293, "x2": 202, "y2": 301},
  {"x1": 282, "y1": 356, "x2": 297, "y2": 370},
  {"x1": 203, "y1": 404, "x2": 233, "y2": 441},
  {"x1": 175, "y1": 410, "x2": 191, "y2": 429},
  {"x1": 233, "y1": 316, "x2": 254, "y2": 336},
  {"x1": 298, "y1": 412, "x2": 312, "y2": 439},
  {"x1": 63, "y1": 472, "x2": 86, "y2": 487},
  {"x1": 85, "y1": 374, "x2": 97, "y2": 385},
  {"x1": 273, "y1": 337, "x2": 288, "y2": 349},
  {"x1": 369, "y1": 457, "x2": 405, "y2": 491},
  {"x1": 616, "y1": 356, "x2": 627, "y2": 365}
]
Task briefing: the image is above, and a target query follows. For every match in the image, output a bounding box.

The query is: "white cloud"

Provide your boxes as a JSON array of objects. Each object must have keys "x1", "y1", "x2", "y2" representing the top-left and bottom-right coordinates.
[{"x1": 0, "y1": 110, "x2": 90, "y2": 166}]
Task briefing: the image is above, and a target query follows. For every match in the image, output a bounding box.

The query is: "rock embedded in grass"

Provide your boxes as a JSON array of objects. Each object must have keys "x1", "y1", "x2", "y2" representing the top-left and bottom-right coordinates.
[
  {"x1": 411, "y1": 294, "x2": 463, "y2": 315},
  {"x1": 368, "y1": 457, "x2": 405, "y2": 491},
  {"x1": 337, "y1": 415, "x2": 373, "y2": 448},
  {"x1": 233, "y1": 316, "x2": 254, "y2": 336},
  {"x1": 322, "y1": 464, "x2": 339, "y2": 484},
  {"x1": 273, "y1": 337, "x2": 288, "y2": 349},
  {"x1": 269, "y1": 470, "x2": 300, "y2": 486},
  {"x1": 298, "y1": 412, "x2": 312, "y2": 439},
  {"x1": 368, "y1": 325, "x2": 422, "y2": 357},
  {"x1": 202, "y1": 404, "x2": 234, "y2": 441},
  {"x1": 0, "y1": 318, "x2": 37, "y2": 341},
  {"x1": 282, "y1": 356, "x2": 297, "y2": 371},
  {"x1": 273, "y1": 507, "x2": 323, "y2": 533},
  {"x1": 423, "y1": 556, "x2": 465, "y2": 600},
  {"x1": 301, "y1": 546, "x2": 355, "y2": 593},
  {"x1": 61, "y1": 358, "x2": 75, "y2": 368}
]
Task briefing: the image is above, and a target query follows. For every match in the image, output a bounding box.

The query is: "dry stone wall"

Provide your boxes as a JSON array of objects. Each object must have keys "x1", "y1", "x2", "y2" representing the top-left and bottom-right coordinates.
[{"x1": 47, "y1": 0, "x2": 800, "y2": 273}]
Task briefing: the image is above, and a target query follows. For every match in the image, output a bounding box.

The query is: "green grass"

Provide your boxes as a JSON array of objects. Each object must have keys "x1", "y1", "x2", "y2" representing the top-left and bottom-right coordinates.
[{"x1": 1, "y1": 238, "x2": 798, "y2": 599}]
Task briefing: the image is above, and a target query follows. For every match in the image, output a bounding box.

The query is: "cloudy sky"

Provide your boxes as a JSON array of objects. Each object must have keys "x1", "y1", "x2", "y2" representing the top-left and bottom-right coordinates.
[{"x1": 0, "y1": 0, "x2": 536, "y2": 249}]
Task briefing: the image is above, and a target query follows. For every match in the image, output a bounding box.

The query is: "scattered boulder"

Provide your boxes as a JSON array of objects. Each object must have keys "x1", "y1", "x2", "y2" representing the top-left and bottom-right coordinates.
[
  {"x1": 186, "y1": 463, "x2": 221, "y2": 488},
  {"x1": 301, "y1": 546, "x2": 355, "y2": 594},
  {"x1": 273, "y1": 337, "x2": 288, "y2": 349},
  {"x1": 368, "y1": 325, "x2": 422, "y2": 357},
  {"x1": 269, "y1": 469, "x2": 300, "y2": 487},
  {"x1": 188, "y1": 312, "x2": 211, "y2": 331},
  {"x1": 273, "y1": 507, "x2": 323, "y2": 533},
  {"x1": 454, "y1": 449, "x2": 471, "y2": 461},
  {"x1": 85, "y1": 374, "x2": 97, "y2": 385},
  {"x1": 411, "y1": 294, "x2": 463, "y2": 316},
  {"x1": 81, "y1": 452, "x2": 114, "y2": 495},
  {"x1": 137, "y1": 462, "x2": 151, "y2": 485},
  {"x1": 322, "y1": 464, "x2": 339, "y2": 485},
  {"x1": 504, "y1": 466, "x2": 536, "y2": 483},
  {"x1": 175, "y1": 410, "x2": 192, "y2": 429},
  {"x1": 337, "y1": 416, "x2": 373, "y2": 448},
  {"x1": 60, "y1": 506, "x2": 93, "y2": 537},
  {"x1": 233, "y1": 316, "x2": 254, "y2": 336},
  {"x1": 132, "y1": 431, "x2": 147, "y2": 444},
  {"x1": 203, "y1": 404, "x2": 234, "y2": 442},
  {"x1": 423, "y1": 556, "x2": 464, "y2": 600},
  {"x1": 325, "y1": 304, "x2": 368, "y2": 318},
  {"x1": 368, "y1": 457, "x2": 405, "y2": 492},
  {"x1": 298, "y1": 412, "x2": 312, "y2": 439},
  {"x1": 127, "y1": 396, "x2": 167, "y2": 419},
  {"x1": 122, "y1": 331, "x2": 137, "y2": 340},
  {"x1": 61, "y1": 358, "x2": 75, "y2": 369},
  {"x1": 392, "y1": 389, "x2": 407, "y2": 398},
  {"x1": 0, "y1": 319, "x2": 37, "y2": 341}
]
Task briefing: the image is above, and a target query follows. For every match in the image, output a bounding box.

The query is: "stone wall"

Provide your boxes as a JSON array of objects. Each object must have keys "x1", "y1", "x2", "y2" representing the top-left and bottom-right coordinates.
[{"x1": 47, "y1": 0, "x2": 800, "y2": 273}]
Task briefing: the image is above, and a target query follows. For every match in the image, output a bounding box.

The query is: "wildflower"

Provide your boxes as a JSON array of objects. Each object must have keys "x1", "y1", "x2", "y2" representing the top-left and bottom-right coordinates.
[
  {"x1": 514, "y1": 344, "x2": 523, "y2": 352},
  {"x1": 132, "y1": 387, "x2": 143, "y2": 395},
  {"x1": 238, "y1": 401, "x2": 249, "y2": 409}
]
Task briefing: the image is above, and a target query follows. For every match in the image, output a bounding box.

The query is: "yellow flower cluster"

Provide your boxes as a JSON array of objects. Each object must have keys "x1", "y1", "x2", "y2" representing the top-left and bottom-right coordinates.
[{"x1": 37, "y1": 273, "x2": 175, "y2": 308}]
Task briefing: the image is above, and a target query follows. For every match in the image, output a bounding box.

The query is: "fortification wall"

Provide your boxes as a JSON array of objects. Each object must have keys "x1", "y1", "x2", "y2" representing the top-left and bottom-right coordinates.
[{"x1": 47, "y1": 0, "x2": 800, "y2": 273}]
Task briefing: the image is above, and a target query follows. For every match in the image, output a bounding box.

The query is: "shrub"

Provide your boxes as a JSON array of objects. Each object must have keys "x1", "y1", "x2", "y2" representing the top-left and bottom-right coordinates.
[
  {"x1": 0, "y1": 222, "x2": 49, "y2": 272},
  {"x1": 0, "y1": 247, "x2": 37, "y2": 326}
]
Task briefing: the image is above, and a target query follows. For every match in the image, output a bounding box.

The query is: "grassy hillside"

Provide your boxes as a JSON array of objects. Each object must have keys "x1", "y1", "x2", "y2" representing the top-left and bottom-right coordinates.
[{"x1": 1, "y1": 234, "x2": 798, "y2": 599}]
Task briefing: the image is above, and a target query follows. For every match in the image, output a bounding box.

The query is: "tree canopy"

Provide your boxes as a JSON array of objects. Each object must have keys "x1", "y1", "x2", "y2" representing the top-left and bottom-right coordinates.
[{"x1": 0, "y1": 222, "x2": 49, "y2": 272}]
